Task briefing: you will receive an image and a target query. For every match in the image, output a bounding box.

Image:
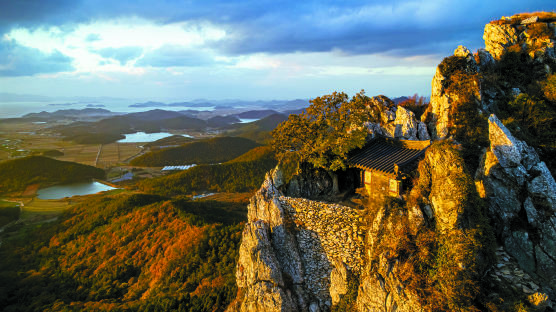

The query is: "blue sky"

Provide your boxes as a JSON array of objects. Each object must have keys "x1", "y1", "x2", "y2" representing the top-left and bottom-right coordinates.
[{"x1": 0, "y1": 0, "x2": 554, "y2": 101}]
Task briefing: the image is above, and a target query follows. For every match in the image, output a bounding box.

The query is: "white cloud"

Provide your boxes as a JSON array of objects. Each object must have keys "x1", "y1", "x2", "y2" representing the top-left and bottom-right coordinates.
[
  {"x1": 1, "y1": 16, "x2": 440, "y2": 99},
  {"x1": 6, "y1": 18, "x2": 227, "y2": 74}
]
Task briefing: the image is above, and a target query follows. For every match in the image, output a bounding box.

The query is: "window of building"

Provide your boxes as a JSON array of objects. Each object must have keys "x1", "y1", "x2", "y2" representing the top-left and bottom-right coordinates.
[
  {"x1": 364, "y1": 171, "x2": 372, "y2": 184},
  {"x1": 389, "y1": 178, "x2": 398, "y2": 195}
]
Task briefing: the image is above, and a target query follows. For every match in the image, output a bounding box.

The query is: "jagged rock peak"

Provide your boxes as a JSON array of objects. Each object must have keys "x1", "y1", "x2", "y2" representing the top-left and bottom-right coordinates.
[
  {"x1": 422, "y1": 45, "x2": 481, "y2": 139},
  {"x1": 454, "y1": 45, "x2": 473, "y2": 59},
  {"x1": 484, "y1": 13, "x2": 556, "y2": 60},
  {"x1": 364, "y1": 95, "x2": 430, "y2": 140},
  {"x1": 487, "y1": 114, "x2": 529, "y2": 167},
  {"x1": 475, "y1": 114, "x2": 556, "y2": 303}
]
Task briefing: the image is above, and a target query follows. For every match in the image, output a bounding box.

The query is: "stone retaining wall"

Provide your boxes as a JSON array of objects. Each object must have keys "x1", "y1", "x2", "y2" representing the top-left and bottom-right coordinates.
[{"x1": 280, "y1": 197, "x2": 365, "y2": 272}]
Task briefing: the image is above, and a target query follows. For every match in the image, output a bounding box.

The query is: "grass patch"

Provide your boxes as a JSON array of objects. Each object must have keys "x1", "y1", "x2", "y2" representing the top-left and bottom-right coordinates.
[{"x1": 0, "y1": 200, "x2": 20, "y2": 227}]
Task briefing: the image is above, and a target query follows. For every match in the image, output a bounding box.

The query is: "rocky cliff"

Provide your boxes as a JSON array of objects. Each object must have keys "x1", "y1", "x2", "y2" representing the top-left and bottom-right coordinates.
[
  {"x1": 484, "y1": 15, "x2": 555, "y2": 61},
  {"x1": 422, "y1": 46, "x2": 481, "y2": 139},
  {"x1": 356, "y1": 141, "x2": 493, "y2": 311},
  {"x1": 423, "y1": 13, "x2": 556, "y2": 139},
  {"x1": 229, "y1": 13, "x2": 556, "y2": 312},
  {"x1": 228, "y1": 168, "x2": 365, "y2": 312},
  {"x1": 476, "y1": 114, "x2": 556, "y2": 299}
]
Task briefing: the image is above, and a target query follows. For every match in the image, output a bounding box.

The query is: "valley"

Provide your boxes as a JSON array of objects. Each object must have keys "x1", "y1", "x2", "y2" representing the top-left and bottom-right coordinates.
[{"x1": 1, "y1": 6, "x2": 556, "y2": 312}]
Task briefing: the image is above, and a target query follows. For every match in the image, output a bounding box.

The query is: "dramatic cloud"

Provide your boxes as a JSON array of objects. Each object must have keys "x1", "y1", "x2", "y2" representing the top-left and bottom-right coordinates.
[
  {"x1": 0, "y1": 41, "x2": 73, "y2": 76},
  {"x1": 1, "y1": 0, "x2": 553, "y2": 56},
  {"x1": 3, "y1": 18, "x2": 226, "y2": 74},
  {"x1": 0, "y1": 0, "x2": 554, "y2": 99}
]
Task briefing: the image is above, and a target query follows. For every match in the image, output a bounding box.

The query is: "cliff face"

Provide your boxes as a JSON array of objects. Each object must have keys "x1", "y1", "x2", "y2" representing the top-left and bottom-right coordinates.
[
  {"x1": 228, "y1": 168, "x2": 365, "y2": 312},
  {"x1": 229, "y1": 13, "x2": 556, "y2": 312},
  {"x1": 424, "y1": 15, "x2": 556, "y2": 139},
  {"x1": 356, "y1": 141, "x2": 492, "y2": 311},
  {"x1": 423, "y1": 46, "x2": 481, "y2": 139},
  {"x1": 476, "y1": 115, "x2": 556, "y2": 298},
  {"x1": 484, "y1": 17, "x2": 555, "y2": 61},
  {"x1": 231, "y1": 142, "x2": 495, "y2": 312}
]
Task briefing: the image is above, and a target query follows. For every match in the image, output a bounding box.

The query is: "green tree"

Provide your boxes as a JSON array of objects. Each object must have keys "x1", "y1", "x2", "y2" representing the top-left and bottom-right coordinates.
[{"x1": 272, "y1": 90, "x2": 372, "y2": 193}]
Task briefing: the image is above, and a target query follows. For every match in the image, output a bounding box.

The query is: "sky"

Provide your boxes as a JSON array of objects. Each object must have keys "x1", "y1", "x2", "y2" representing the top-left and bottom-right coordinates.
[{"x1": 0, "y1": 0, "x2": 554, "y2": 102}]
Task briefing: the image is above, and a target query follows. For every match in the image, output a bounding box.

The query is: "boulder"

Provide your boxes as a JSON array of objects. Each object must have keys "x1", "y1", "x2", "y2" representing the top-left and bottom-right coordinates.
[
  {"x1": 423, "y1": 45, "x2": 480, "y2": 139},
  {"x1": 475, "y1": 114, "x2": 556, "y2": 298},
  {"x1": 392, "y1": 106, "x2": 418, "y2": 140},
  {"x1": 364, "y1": 95, "x2": 429, "y2": 141},
  {"x1": 484, "y1": 23, "x2": 519, "y2": 60},
  {"x1": 484, "y1": 20, "x2": 556, "y2": 61},
  {"x1": 454, "y1": 45, "x2": 474, "y2": 60}
]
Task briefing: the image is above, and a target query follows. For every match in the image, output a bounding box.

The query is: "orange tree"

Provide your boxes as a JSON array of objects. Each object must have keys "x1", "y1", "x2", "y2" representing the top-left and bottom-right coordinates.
[{"x1": 271, "y1": 90, "x2": 373, "y2": 193}]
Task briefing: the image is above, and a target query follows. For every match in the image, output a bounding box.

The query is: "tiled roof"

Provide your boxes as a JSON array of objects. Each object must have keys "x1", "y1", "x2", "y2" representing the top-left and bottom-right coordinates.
[{"x1": 348, "y1": 137, "x2": 430, "y2": 176}]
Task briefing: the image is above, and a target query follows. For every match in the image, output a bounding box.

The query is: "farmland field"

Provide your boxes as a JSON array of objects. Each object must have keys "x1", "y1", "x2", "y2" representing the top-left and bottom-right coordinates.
[{"x1": 0, "y1": 121, "x2": 142, "y2": 166}]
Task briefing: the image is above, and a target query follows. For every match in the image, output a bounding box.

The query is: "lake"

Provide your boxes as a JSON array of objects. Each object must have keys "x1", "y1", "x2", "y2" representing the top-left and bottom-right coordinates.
[
  {"x1": 117, "y1": 132, "x2": 192, "y2": 143},
  {"x1": 238, "y1": 118, "x2": 260, "y2": 123},
  {"x1": 37, "y1": 181, "x2": 118, "y2": 199}
]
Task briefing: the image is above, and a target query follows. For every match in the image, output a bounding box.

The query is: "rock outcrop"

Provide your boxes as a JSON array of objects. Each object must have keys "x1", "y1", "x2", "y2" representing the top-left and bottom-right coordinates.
[
  {"x1": 486, "y1": 246, "x2": 551, "y2": 311},
  {"x1": 356, "y1": 141, "x2": 493, "y2": 311},
  {"x1": 229, "y1": 167, "x2": 365, "y2": 312},
  {"x1": 364, "y1": 95, "x2": 430, "y2": 140},
  {"x1": 475, "y1": 114, "x2": 556, "y2": 300},
  {"x1": 484, "y1": 18, "x2": 556, "y2": 61},
  {"x1": 229, "y1": 13, "x2": 556, "y2": 312},
  {"x1": 422, "y1": 45, "x2": 481, "y2": 139}
]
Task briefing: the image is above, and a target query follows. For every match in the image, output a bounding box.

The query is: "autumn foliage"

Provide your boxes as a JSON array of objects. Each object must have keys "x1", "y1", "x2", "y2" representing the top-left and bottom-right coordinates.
[{"x1": 0, "y1": 193, "x2": 246, "y2": 311}]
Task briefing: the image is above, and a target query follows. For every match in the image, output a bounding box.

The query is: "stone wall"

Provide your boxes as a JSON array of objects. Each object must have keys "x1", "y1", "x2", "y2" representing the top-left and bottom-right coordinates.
[
  {"x1": 280, "y1": 197, "x2": 365, "y2": 271},
  {"x1": 280, "y1": 197, "x2": 365, "y2": 306},
  {"x1": 231, "y1": 168, "x2": 366, "y2": 312}
]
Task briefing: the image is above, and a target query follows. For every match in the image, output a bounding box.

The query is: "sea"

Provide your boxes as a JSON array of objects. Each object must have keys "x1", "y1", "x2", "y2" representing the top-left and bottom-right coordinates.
[{"x1": 0, "y1": 101, "x2": 215, "y2": 119}]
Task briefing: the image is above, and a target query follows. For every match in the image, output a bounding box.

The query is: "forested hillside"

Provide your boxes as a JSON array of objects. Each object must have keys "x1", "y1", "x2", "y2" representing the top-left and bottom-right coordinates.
[
  {"x1": 130, "y1": 137, "x2": 260, "y2": 167},
  {"x1": 138, "y1": 146, "x2": 277, "y2": 196},
  {"x1": 0, "y1": 193, "x2": 246, "y2": 311},
  {"x1": 229, "y1": 113, "x2": 288, "y2": 143},
  {"x1": 0, "y1": 156, "x2": 105, "y2": 194}
]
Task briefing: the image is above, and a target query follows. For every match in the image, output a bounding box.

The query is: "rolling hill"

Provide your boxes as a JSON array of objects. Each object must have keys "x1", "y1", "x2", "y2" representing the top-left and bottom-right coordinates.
[
  {"x1": 53, "y1": 110, "x2": 208, "y2": 144},
  {"x1": 137, "y1": 145, "x2": 276, "y2": 196},
  {"x1": 130, "y1": 137, "x2": 260, "y2": 167},
  {"x1": 228, "y1": 113, "x2": 288, "y2": 143},
  {"x1": 0, "y1": 156, "x2": 105, "y2": 194}
]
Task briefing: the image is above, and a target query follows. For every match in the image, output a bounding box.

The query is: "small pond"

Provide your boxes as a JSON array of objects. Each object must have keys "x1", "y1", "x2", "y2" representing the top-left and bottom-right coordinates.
[
  {"x1": 237, "y1": 118, "x2": 260, "y2": 123},
  {"x1": 117, "y1": 132, "x2": 192, "y2": 143},
  {"x1": 117, "y1": 132, "x2": 171, "y2": 143},
  {"x1": 37, "y1": 181, "x2": 118, "y2": 199}
]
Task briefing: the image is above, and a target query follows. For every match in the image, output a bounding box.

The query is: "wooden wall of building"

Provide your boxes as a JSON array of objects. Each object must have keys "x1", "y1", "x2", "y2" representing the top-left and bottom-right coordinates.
[{"x1": 363, "y1": 170, "x2": 400, "y2": 204}]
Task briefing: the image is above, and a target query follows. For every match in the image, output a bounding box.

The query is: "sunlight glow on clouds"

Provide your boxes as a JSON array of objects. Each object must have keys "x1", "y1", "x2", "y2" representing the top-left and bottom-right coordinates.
[
  {"x1": 1, "y1": 0, "x2": 553, "y2": 100},
  {"x1": 5, "y1": 18, "x2": 227, "y2": 74}
]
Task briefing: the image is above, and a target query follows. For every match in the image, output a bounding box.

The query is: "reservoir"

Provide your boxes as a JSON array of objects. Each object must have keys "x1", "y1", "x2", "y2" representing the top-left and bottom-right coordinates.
[
  {"x1": 37, "y1": 181, "x2": 117, "y2": 199},
  {"x1": 117, "y1": 132, "x2": 192, "y2": 143}
]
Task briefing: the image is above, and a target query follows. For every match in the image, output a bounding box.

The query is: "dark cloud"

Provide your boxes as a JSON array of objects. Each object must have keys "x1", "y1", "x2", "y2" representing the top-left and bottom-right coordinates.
[
  {"x1": 0, "y1": 41, "x2": 73, "y2": 76},
  {"x1": 135, "y1": 45, "x2": 217, "y2": 67},
  {"x1": 1, "y1": 0, "x2": 554, "y2": 59},
  {"x1": 97, "y1": 47, "x2": 143, "y2": 64},
  {"x1": 0, "y1": 0, "x2": 82, "y2": 33}
]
